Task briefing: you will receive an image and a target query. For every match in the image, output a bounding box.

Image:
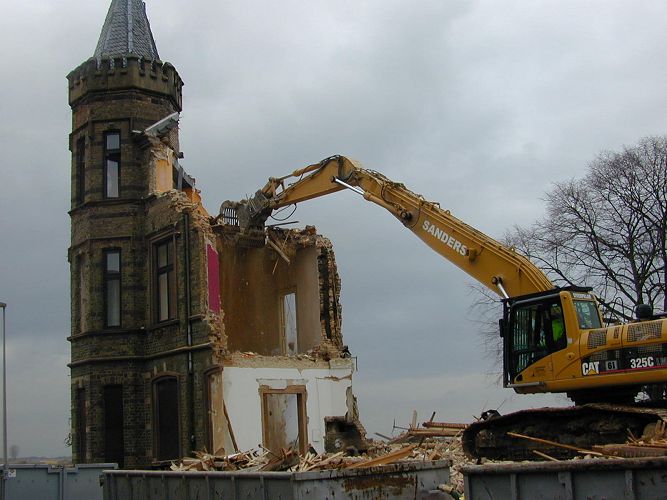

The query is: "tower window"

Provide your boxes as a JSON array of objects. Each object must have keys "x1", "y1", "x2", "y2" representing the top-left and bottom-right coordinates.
[
  {"x1": 76, "y1": 387, "x2": 87, "y2": 461},
  {"x1": 103, "y1": 385, "x2": 124, "y2": 467},
  {"x1": 104, "y1": 131, "x2": 120, "y2": 198},
  {"x1": 76, "y1": 137, "x2": 86, "y2": 205},
  {"x1": 104, "y1": 249, "x2": 121, "y2": 328},
  {"x1": 154, "y1": 239, "x2": 176, "y2": 322}
]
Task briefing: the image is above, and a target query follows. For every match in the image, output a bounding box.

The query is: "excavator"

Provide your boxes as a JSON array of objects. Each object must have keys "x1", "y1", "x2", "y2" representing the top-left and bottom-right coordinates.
[{"x1": 219, "y1": 155, "x2": 667, "y2": 460}]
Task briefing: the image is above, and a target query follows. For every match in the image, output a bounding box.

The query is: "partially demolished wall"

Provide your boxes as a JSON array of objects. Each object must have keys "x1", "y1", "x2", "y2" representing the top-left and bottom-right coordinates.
[
  {"x1": 213, "y1": 224, "x2": 344, "y2": 358},
  {"x1": 211, "y1": 217, "x2": 364, "y2": 455}
]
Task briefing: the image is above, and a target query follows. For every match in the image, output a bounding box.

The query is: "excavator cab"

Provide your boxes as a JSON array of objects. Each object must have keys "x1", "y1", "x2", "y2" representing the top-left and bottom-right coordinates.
[{"x1": 501, "y1": 287, "x2": 598, "y2": 388}]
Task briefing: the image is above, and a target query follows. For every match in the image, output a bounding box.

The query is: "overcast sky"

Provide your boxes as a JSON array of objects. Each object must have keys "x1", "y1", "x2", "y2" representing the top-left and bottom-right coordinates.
[{"x1": 0, "y1": 0, "x2": 666, "y2": 457}]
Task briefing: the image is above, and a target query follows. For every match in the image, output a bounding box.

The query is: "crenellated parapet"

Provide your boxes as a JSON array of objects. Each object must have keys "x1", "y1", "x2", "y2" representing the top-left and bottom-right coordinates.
[{"x1": 67, "y1": 54, "x2": 183, "y2": 110}]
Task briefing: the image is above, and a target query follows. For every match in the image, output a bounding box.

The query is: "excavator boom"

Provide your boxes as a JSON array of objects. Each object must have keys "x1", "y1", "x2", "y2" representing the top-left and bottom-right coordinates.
[
  {"x1": 241, "y1": 155, "x2": 553, "y2": 298},
  {"x1": 224, "y1": 155, "x2": 667, "y2": 406}
]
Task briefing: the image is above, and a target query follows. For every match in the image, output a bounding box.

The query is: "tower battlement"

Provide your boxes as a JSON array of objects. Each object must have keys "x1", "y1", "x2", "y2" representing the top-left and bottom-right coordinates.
[{"x1": 67, "y1": 55, "x2": 183, "y2": 110}]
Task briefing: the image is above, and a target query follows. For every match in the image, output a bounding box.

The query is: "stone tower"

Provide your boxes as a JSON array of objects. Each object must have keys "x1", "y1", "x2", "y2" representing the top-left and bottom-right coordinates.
[
  {"x1": 67, "y1": 0, "x2": 363, "y2": 471},
  {"x1": 67, "y1": 0, "x2": 218, "y2": 468}
]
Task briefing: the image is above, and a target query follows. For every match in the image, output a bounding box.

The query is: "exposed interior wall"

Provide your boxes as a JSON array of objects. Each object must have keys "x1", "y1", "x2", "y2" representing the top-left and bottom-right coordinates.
[
  {"x1": 220, "y1": 355, "x2": 354, "y2": 454},
  {"x1": 291, "y1": 246, "x2": 322, "y2": 352},
  {"x1": 208, "y1": 220, "x2": 363, "y2": 456},
  {"x1": 216, "y1": 227, "x2": 337, "y2": 356}
]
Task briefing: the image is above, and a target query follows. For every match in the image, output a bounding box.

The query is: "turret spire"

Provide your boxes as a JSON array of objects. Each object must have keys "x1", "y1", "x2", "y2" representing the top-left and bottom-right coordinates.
[{"x1": 94, "y1": 0, "x2": 160, "y2": 61}]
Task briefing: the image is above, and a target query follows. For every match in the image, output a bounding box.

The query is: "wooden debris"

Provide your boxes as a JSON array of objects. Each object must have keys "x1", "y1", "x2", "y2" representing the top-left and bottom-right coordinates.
[
  {"x1": 532, "y1": 450, "x2": 559, "y2": 461},
  {"x1": 405, "y1": 428, "x2": 462, "y2": 437},
  {"x1": 298, "y1": 451, "x2": 346, "y2": 472},
  {"x1": 422, "y1": 421, "x2": 468, "y2": 429},
  {"x1": 507, "y1": 432, "x2": 604, "y2": 457},
  {"x1": 168, "y1": 432, "x2": 471, "y2": 497},
  {"x1": 592, "y1": 444, "x2": 667, "y2": 458},
  {"x1": 261, "y1": 449, "x2": 299, "y2": 471},
  {"x1": 346, "y1": 444, "x2": 417, "y2": 469},
  {"x1": 170, "y1": 449, "x2": 269, "y2": 472},
  {"x1": 599, "y1": 421, "x2": 667, "y2": 457},
  {"x1": 266, "y1": 234, "x2": 291, "y2": 265}
]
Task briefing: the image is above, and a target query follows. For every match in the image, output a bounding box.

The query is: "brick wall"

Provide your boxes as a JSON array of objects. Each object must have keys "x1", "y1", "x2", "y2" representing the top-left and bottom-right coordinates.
[{"x1": 68, "y1": 57, "x2": 219, "y2": 468}]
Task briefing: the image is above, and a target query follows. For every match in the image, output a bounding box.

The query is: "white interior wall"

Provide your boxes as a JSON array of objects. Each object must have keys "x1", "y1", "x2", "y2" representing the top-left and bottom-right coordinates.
[{"x1": 221, "y1": 361, "x2": 354, "y2": 454}]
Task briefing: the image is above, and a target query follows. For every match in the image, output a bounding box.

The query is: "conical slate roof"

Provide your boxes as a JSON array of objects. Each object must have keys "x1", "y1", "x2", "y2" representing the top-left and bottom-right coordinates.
[{"x1": 94, "y1": 0, "x2": 159, "y2": 61}]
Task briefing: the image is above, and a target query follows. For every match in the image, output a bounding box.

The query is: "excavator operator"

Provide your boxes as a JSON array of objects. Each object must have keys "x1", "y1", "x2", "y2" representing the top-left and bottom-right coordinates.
[{"x1": 550, "y1": 303, "x2": 566, "y2": 350}]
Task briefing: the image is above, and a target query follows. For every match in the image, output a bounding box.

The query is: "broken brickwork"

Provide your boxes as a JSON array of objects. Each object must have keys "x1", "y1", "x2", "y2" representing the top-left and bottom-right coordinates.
[
  {"x1": 283, "y1": 226, "x2": 344, "y2": 348},
  {"x1": 210, "y1": 212, "x2": 365, "y2": 455},
  {"x1": 213, "y1": 222, "x2": 344, "y2": 358}
]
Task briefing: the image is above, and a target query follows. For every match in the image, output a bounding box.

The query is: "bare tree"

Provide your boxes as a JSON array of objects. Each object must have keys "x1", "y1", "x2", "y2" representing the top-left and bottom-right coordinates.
[
  {"x1": 506, "y1": 136, "x2": 667, "y2": 320},
  {"x1": 474, "y1": 137, "x2": 667, "y2": 399}
]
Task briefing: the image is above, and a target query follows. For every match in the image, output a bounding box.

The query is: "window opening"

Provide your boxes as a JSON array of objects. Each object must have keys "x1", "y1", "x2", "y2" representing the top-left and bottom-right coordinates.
[
  {"x1": 104, "y1": 132, "x2": 120, "y2": 198},
  {"x1": 76, "y1": 387, "x2": 86, "y2": 461},
  {"x1": 154, "y1": 377, "x2": 180, "y2": 461},
  {"x1": 104, "y1": 249, "x2": 121, "y2": 328},
  {"x1": 78, "y1": 254, "x2": 88, "y2": 334},
  {"x1": 509, "y1": 298, "x2": 567, "y2": 377},
  {"x1": 76, "y1": 137, "x2": 86, "y2": 204},
  {"x1": 280, "y1": 292, "x2": 297, "y2": 355},
  {"x1": 103, "y1": 385, "x2": 124, "y2": 467},
  {"x1": 154, "y1": 239, "x2": 176, "y2": 322},
  {"x1": 574, "y1": 300, "x2": 602, "y2": 330}
]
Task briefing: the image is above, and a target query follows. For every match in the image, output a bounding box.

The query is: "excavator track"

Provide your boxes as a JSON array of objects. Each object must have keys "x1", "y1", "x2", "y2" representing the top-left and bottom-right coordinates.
[{"x1": 462, "y1": 404, "x2": 667, "y2": 461}]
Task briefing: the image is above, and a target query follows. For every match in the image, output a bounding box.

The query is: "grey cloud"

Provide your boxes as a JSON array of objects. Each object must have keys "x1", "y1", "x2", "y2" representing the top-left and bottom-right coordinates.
[{"x1": 1, "y1": 0, "x2": 666, "y2": 456}]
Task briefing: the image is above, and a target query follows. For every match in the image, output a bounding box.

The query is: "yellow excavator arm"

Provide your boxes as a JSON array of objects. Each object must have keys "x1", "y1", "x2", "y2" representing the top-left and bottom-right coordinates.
[
  {"x1": 227, "y1": 154, "x2": 667, "y2": 403},
  {"x1": 239, "y1": 155, "x2": 553, "y2": 298}
]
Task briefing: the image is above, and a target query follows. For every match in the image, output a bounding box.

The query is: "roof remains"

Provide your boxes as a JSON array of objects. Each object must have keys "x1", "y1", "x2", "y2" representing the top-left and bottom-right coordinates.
[{"x1": 94, "y1": 0, "x2": 160, "y2": 61}]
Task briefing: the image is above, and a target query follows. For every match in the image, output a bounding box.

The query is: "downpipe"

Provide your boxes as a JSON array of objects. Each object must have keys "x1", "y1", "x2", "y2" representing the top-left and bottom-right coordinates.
[{"x1": 183, "y1": 212, "x2": 196, "y2": 451}]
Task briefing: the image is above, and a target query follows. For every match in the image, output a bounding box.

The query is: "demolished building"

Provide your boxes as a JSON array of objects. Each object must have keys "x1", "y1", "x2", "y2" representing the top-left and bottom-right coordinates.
[{"x1": 67, "y1": 0, "x2": 362, "y2": 468}]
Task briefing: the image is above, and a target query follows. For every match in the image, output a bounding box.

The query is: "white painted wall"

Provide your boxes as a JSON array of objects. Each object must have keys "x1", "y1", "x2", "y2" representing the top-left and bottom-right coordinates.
[{"x1": 222, "y1": 360, "x2": 354, "y2": 454}]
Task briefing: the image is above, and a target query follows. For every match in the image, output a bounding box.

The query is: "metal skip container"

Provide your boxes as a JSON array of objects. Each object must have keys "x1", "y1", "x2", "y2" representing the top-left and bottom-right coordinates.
[
  {"x1": 462, "y1": 456, "x2": 667, "y2": 500},
  {"x1": 5, "y1": 463, "x2": 117, "y2": 500},
  {"x1": 102, "y1": 459, "x2": 451, "y2": 500}
]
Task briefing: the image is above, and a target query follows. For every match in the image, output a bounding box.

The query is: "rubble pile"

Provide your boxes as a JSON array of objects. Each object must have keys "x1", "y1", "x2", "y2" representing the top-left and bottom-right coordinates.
[
  {"x1": 171, "y1": 439, "x2": 463, "y2": 474},
  {"x1": 591, "y1": 420, "x2": 667, "y2": 458},
  {"x1": 504, "y1": 418, "x2": 667, "y2": 460},
  {"x1": 171, "y1": 420, "x2": 470, "y2": 495},
  {"x1": 169, "y1": 416, "x2": 667, "y2": 498}
]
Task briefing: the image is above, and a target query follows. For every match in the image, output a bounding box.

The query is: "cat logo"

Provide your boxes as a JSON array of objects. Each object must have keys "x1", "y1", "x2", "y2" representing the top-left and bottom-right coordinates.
[{"x1": 581, "y1": 361, "x2": 600, "y2": 376}]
